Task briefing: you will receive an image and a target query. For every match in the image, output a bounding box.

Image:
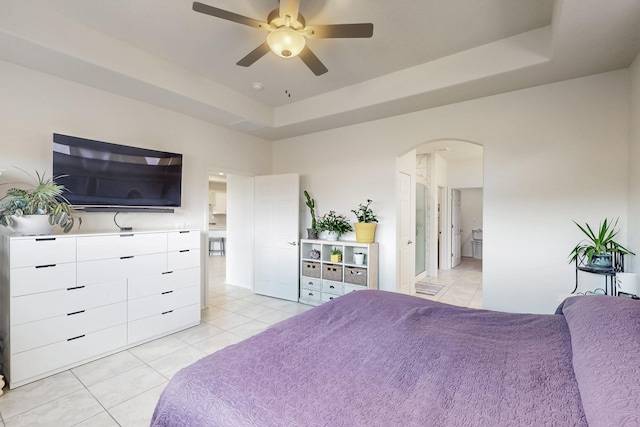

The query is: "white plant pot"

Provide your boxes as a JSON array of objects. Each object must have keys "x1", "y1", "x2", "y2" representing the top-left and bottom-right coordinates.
[
  {"x1": 325, "y1": 231, "x2": 339, "y2": 241},
  {"x1": 10, "y1": 214, "x2": 54, "y2": 235},
  {"x1": 354, "y1": 253, "x2": 365, "y2": 265}
]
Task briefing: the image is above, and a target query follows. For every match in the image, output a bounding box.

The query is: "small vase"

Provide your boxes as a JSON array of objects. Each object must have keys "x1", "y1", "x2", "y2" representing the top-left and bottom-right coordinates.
[
  {"x1": 10, "y1": 214, "x2": 54, "y2": 235},
  {"x1": 325, "y1": 231, "x2": 339, "y2": 241},
  {"x1": 354, "y1": 252, "x2": 365, "y2": 265},
  {"x1": 307, "y1": 228, "x2": 318, "y2": 239},
  {"x1": 330, "y1": 254, "x2": 342, "y2": 263}
]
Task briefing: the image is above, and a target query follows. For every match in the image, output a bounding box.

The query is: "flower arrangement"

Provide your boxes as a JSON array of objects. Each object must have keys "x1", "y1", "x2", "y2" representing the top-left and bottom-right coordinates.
[
  {"x1": 351, "y1": 199, "x2": 378, "y2": 223},
  {"x1": 316, "y1": 210, "x2": 353, "y2": 236}
]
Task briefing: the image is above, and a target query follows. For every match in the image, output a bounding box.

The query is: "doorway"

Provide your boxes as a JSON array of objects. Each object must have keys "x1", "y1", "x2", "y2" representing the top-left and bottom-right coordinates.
[{"x1": 207, "y1": 173, "x2": 227, "y2": 291}]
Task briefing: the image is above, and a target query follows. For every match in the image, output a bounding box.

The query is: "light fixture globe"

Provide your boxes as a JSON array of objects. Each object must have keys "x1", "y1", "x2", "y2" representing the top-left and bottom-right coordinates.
[{"x1": 267, "y1": 27, "x2": 306, "y2": 58}]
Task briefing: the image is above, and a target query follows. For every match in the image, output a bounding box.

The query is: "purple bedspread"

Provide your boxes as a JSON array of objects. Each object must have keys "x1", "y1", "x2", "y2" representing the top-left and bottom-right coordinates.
[{"x1": 151, "y1": 291, "x2": 640, "y2": 426}]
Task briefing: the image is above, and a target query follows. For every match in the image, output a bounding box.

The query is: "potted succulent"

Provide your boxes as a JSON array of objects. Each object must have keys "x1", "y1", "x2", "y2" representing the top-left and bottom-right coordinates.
[
  {"x1": 316, "y1": 210, "x2": 353, "y2": 241},
  {"x1": 0, "y1": 169, "x2": 79, "y2": 234},
  {"x1": 304, "y1": 190, "x2": 318, "y2": 239},
  {"x1": 330, "y1": 247, "x2": 342, "y2": 262},
  {"x1": 351, "y1": 199, "x2": 378, "y2": 243},
  {"x1": 568, "y1": 218, "x2": 634, "y2": 270}
]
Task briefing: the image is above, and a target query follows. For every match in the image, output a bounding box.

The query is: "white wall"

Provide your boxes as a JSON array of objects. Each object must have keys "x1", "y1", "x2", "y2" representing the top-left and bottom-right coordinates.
[
  {"x1": 273, "y1": 70, "x2": 630, "y2": 314},
  {"x1": 0, "y1": 60, "x2": 273, "y2": 293},
  {"x1": 627, "y1": 53, "x2": 640, "y2": 273}
]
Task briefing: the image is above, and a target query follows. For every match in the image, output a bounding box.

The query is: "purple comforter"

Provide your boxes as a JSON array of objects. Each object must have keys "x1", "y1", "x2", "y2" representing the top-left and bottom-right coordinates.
[{"x1": 151, "y1": 291, "x2": 640, "y2": 426}]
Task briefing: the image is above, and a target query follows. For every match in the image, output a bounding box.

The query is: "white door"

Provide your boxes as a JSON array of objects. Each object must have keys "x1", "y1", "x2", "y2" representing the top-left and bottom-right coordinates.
[
  {"x1": 254, "y1": 174, "x2": 300, "y2": 301},
  {"x1": 451, "y1": 189, "x2": 462, "y2": 267},
  {"x1": 397, "y1": 172, "x2": 414, "y2": 295}
]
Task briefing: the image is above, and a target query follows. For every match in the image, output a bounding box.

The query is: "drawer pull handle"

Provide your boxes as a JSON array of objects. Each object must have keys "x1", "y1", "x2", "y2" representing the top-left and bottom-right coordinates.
[
  {"x1": 179, "y1": 230, "x2": 189, "y2": 234},
  {"x1": 120, "y1": 234, "x2": 134, "y2": 237},
  {"x1": 351, "y1": 271, "x2": 363, "y2": 276},
  {"x1": 162, "y1": 310, "x2": 174, "y2": 315},
  {"x1": 329, "y1": 285, "x2": 335, "y2": 289},
  {"x1": 307, "y1": 281, "x2": 314, "y2": 285},
  {"x1": 308, "y1": 292, "x2": 314, "y2": 296},
  {"x1": 162, "y1": 271, "x2": 174, "y2": 275},
  {"x1": 35, "y1": 237, "x2": 56, "y2": 241},
  {"x1": 67, "y1": 334, "x2": 85, "y2": 341},
  {"x1": 179, "y1": 249, "x2": 189, "y2": 253},
  {"x1": 35, "y1": 264, "x2": 56, "y2": 269},
  {"x1": 67, "y1": 310, "x2": 85, "y2": 316},
  {"x1": 162, "y1": 290, "x2": 173, "y2": 295},
  {"x1": 67, "y1": 285, "x2": 86, "y2": 291},
  {"x1": 120, "y1": 255, "x2": 134, "y2": 260}
]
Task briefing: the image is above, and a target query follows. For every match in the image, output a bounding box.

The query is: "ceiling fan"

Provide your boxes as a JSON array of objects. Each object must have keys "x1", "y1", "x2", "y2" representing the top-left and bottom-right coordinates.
[{"x1": 192, "y1": 0, "x2": 374, "y2": 76}]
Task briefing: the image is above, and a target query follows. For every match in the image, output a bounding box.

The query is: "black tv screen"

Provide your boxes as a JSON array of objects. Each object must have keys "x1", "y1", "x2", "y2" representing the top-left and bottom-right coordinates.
[{"x1": 53, "y1": 133, "x2": 182, "y2": 207}]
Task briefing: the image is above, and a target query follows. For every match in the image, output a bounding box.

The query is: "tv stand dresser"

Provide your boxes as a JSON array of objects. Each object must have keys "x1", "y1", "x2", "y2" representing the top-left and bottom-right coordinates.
[{"x1": 0, "y1": 229, "x2": 201, "y2": 389}]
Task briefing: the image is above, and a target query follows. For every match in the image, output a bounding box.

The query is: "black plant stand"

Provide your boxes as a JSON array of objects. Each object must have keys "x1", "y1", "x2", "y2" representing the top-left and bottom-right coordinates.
[{"x1": 573, "y1": 252, "x2": 624, "y2": 296}]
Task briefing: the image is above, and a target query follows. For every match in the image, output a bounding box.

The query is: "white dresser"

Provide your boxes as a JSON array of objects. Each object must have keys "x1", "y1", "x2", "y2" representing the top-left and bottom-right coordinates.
[{"x1": 0, "y1": 229, "x2": 201, "y2": 389}]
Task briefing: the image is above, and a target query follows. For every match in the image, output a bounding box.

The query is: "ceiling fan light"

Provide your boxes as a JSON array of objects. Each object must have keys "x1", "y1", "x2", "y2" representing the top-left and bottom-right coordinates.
[{"x1": 267, "y1": 27, "x2": 306, "y2": 58}]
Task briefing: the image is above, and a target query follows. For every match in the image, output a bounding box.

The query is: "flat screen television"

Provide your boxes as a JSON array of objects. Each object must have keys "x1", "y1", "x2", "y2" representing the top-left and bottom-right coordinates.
[{"x1": 53, "y1": 133, "x2": 182, "y2": 208}]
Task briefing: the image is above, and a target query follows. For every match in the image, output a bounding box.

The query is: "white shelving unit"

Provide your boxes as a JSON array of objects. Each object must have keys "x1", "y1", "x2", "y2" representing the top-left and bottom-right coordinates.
[{"x1": 299, "y1": 239, "x2": 378, "y2": 306}]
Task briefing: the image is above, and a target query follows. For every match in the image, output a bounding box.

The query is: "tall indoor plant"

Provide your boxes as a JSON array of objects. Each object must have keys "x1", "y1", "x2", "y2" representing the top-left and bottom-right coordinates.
[
  {"x1": 568, "y1": 218, "x2": 634, "y2": 269},
  {"x1": 304, "y1": 190, "x2": 318, "y2": 239},
  {"x1": 0, "y1": 169, "x2": 78, "y2": 234},
  {"x1": 351, "y1": 199, "x2": 378, "y2": 243},
  {"x1": 316, "y1": 210, "x2": 353, "y2": 241}
]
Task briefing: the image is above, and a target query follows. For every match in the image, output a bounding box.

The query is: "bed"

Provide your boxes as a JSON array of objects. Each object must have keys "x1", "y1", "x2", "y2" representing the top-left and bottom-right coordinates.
[{"x1": 151, "y1": 290, "x2": 640, "y2": 426}]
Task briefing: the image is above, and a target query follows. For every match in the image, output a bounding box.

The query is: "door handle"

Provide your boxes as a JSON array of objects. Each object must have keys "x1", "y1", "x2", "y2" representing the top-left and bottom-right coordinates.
[
  {"x1": 288, "y1": 241, "x2": 298, "y2": 246},
  {"x1": 408, "y1": 240, "x2": 413, "y2": 245}
]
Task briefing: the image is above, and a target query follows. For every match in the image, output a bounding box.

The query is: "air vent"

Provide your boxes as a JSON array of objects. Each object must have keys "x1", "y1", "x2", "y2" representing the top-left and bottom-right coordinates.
[{"x1": 229, "y1": 119, "x2": 265, "y2": 132}]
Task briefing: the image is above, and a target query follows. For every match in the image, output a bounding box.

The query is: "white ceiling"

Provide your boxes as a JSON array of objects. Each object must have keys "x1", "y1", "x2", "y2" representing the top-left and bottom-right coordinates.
[{"x1": 1, "y1": 0, "x2": 639, "y2": 141}]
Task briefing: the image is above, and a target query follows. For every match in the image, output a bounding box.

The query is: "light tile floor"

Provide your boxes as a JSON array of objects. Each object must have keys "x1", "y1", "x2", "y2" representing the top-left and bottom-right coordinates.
[
  {"x1": 0, "y1": 256, "x2": 312, "y2": 426},
  {"x1": 415, "y1": 257, "x2": 483, "y2": 309},
  {"x1": 0, "y1": 255, "x2": 481, "y2": 426}
]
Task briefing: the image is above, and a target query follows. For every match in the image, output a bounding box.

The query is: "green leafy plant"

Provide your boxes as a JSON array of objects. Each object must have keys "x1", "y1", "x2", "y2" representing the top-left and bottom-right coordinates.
[
  {"x1": 304, "y1": 190, "x2": 317, "y2": 231},
  {"x1": 316, "y1": 211, "x2": 353, "y2": 236},
  {"x1": 351, "y1": 199, "x2": 378, "y2": 223},
  {"x1": 331, "y1": 247, "x2": 342, "y2": 255},
  {"x1": 0, "y1": 169, "x2": 79, "y2": 233},
  {"x1": 568, "y1": 218, "x2": 634, "y2": 264}
]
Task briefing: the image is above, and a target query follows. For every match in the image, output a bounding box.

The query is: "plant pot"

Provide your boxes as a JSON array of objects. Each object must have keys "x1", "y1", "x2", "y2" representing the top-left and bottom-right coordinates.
[
  {"x1": 330, "y1": 254, "x2": 342, "y2": 262},
  {"x1": 354, "y1": 252, "x2": 365, "y2": 265},
  {"x1": 307, "y1": 228, "x2": 318, "y2": 239},
  {"x1": 589, "y1": 253, "x2": 613, "y2": 270},
  {"x1": 354, "y1": 222, "x2": 377, "y2": 243},
  {"x1": 325, "y1": 231, "x2": 339, "y2": 241},
  {"x1": 10, "y1": 214, "x2": 54, "y2": 235}
]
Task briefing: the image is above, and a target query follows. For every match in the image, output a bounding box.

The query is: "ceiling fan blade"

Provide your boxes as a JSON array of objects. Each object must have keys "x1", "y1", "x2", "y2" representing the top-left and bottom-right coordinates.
[
  {"x1": 192, "y1": 2, "x2": 268, "y2": 30},
  {"x1": 236, "y1": 42, "x2": 271, "y2": 67},
  {"x1": 305, "y1": 23, "x2": 374, "y2": 39},
  {"x1": 298, "y1": 45, "x2": 328, "y2": 76},
  {"x1": 279, "y1": 0, "x2": 300, "y2": 22}
]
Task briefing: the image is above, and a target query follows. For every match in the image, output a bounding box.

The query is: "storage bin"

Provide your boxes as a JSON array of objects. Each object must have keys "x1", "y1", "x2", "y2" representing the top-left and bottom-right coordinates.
[
  {"x1": 345, "y1": 267, "x2": 367, "y2": 286},
  {"x1": 322, "y1": 264, "x2": 343, "y2": 281},
  {"x1": 302, "y1": 261, "x2": 321, "y2": 278}
]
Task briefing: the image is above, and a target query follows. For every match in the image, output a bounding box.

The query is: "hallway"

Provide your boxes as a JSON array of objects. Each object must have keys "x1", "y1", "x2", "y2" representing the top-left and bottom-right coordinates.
[{"x1": 415, "y1": 257, "x2": 483, "y2": 309}]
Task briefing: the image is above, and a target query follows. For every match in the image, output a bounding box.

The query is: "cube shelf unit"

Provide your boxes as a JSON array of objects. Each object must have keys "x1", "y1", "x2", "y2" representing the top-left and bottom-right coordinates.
[{"x1": 299, "y1": 239, "x2": 378, "y2": 306}]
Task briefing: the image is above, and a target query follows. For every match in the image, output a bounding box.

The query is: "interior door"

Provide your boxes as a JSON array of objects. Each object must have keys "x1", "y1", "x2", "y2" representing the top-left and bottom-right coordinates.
[
  {"x1": 397, "y1": 172, "x2": 414, "y2": 295},
  {"x1": 451, "y1": 189, "x2": 462, "y2": 267},
  {"x1": 254, "y1": 174, "x2": 300, "y2": 301}
]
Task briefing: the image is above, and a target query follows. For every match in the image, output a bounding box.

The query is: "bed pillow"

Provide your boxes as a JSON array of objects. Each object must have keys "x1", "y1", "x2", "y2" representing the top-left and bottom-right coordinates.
[{"x1": 560, "y1": 295, "x2": 640, "y2": 427}]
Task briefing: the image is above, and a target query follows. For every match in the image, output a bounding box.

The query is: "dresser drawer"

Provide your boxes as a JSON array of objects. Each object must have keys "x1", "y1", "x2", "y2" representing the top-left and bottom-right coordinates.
[
  {"x1": 76, "y1": 232, "x2": 167, "y2": 261},
  {"x1": 321, "y1": 292, "x2": 341, "y2": 303},
  {"x1": 128, "y1": 303, "x2": 200, "y2": 344},
  {"x1": 10, "y1": 262, "x2": 76, "y2": 297},
  {"x1": 128, "y1": 285, "x2": 200, "y2": 321},
  {"x1": 10, "y1": 236, "x2": 76, "y2": 268},
  {"x1": 167, "y1": 230, "x2": 200, "y2": 251},
  {"x1": 128, "y1": 268, "x2": 199, "y2": 299},
  {"x1": 322, "y1": 280, "x2": 344, "y2": 295},
  {"x1": 300, "y1": 288, "x2": 321, "y2": 301},
  {"x1": 10, "y1": 324, "x2": 127, "y2": 387},
  {"x1": 12, "y1": 302, "x2": 127, "y2": 354},
  {"x1": 77, "y1": 253, "x2": 166, "y2": 285},
  {"x1": 344, "y1": 283, "x2": 367, "y2": 293},
  {"x1": 300, "y1": 277, "x2": 322, "y2": 291},
  {"x1": 167, "y1": 249, "x2": 200, "y2": 270},
  {"x1": 11, "y1": 280, "x2": 127, "y2": 325}
]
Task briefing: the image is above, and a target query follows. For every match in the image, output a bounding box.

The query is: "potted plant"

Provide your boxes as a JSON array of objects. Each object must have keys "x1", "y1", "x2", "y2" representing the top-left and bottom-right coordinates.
[
  {"x1": 351, "y1": 199, "x2": 378, "y2": 243},
  {"x1": 568, "y1": 218, "x2": 634, "y2": 270},
  {"x1": 304, "y1": 190, "x2": 318, "y2": 239},
  {"x1": 316, "y1": 210, "x2": 353, "y2": 241},
  {"x1": 0, "y1": 169, "x2": 79, "y2": 234},
  {"x1": 330, "y1": 247, "x2": 342, "y2": 262}
]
